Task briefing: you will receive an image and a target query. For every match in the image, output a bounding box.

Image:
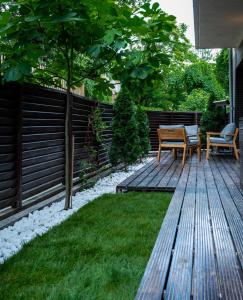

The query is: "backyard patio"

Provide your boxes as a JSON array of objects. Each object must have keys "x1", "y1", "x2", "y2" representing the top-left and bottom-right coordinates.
[
  {"x1": 117, "y1": 152, "x2": 243, "y2": 299},
  {"x1": 1, "y1": 0, "x2": 243, "y2": 299}
]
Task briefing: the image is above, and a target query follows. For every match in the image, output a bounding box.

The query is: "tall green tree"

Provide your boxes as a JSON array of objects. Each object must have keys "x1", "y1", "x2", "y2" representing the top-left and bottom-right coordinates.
[
  {"x1": 184, "y1": 61, "x2": 225, "y2": 100},
  {"x1": 215, "y1": 49, "x2": 229, "y2": 95},
  {"x1": 179, "y1": 88, "x2": 210, "y2": 112}
]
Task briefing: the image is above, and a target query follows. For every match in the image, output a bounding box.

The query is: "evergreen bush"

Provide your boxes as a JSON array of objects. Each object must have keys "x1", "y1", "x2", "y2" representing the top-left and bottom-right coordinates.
[
  {"x1": 136, "y1": 105, "x2": 150, "y2": 158},
  {"x1": 109, "y1": 90, "x2": 141, "y2": 167},
  {"x1": 200, "y1": 95, "x2": 227, "y2": 145}
]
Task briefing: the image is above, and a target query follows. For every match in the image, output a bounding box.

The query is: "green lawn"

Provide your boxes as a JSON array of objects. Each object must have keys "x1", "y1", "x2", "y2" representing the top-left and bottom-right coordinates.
[{"x1": 0, "y1": 192, "x2": 171, "y2": 300}]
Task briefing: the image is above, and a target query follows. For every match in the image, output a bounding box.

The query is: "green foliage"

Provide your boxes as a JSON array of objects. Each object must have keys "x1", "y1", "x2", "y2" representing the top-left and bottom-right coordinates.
[
  {"x1": 136, "y1": 106, "x2": 150, "y2": 158},
  {"x1": 200, "y1": 96, "x2": 227, "y2": 144},
  {"x1": 0, "y1": 192, "x2": 171, "y2": 300},
  {"x1": 79, "y1": 107, "x2": 108, "y2": 187},
  {"x1": 215, "y1": 49, "x2": 229, "y2": 95},
  {"x1": 92, "y1": 107, "x2": 108, "y2": 144},
  {"x1": 110, "y1": 7, "x2": 190, "y2": 102},
  {"x1": 184, "y1": 61, "x2": 225, "y2": 100},
  {"x1": 0, "y1": 0, "x2": 185, "y2": 101},
  {"x1": 179, "y1": 88, "x2": 210, "y2": 112},
  {"x1": 109, "y1": 90, "x2": 141, "y2": 167}
]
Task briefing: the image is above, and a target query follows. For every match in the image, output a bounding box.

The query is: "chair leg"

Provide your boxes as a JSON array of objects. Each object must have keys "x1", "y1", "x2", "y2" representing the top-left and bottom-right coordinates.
[
  {"x1": 233, "y1": 143, "x2": 239, "y2": 160},
  {"x1": 172, "y1": 148, "x2": 175, "y2": 159},
  {"x1": 197, "y1": 145, "x2": 201, "y2": 161},
  {"x1": 172, "y1": 148, "x2": 178, "y2": 159},
  {"x1": 157, "y1": 145, "x2": 161, "y2": 162},
  {"x1": 206, "y1": 142, "x2": 210, "y2": 160},
  {"x1": 189, "y1": 147, "x2": 193, "y2": 157},
  {"x1": 182, "y1": 147, "x2": 187, "y2": 167}
]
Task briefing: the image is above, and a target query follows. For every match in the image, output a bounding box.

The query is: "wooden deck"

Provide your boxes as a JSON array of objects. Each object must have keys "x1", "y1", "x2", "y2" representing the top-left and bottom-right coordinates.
[{"x1": 117, "y1": 152, "x2": 243, "y2": 299}]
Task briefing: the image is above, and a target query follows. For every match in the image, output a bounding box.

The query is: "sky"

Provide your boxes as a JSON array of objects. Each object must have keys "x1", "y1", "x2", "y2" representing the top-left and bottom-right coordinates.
[{"x1": 154, "y1": 0, "x2": 195, "y2": 45}]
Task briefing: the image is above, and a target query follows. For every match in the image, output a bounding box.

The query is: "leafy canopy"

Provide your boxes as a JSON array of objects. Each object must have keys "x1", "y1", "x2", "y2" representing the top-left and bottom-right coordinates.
[
  {"x1": 0, "y1": 0, "x2": 182, "y2": 100},
  {"x1": 179, "y1": 88, "x2": 210, "y2": 112}
]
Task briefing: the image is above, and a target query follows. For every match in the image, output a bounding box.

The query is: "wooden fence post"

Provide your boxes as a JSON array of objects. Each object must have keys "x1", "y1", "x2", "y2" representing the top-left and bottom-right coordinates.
[
  {"x1": 15, "y1": 83, "x2": 22, "y2": 209},
  {"x1": 64, "y1": 91, "x2": 73, "y2": 209}
]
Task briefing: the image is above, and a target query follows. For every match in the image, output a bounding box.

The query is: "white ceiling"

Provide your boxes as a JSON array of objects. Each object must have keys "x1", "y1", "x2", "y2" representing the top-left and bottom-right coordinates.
[{"x1": 193, "y1": 0, "x2": 243, "y2": 48}]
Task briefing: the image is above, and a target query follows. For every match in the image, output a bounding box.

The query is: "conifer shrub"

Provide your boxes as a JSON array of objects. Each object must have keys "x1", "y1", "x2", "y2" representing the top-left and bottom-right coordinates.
[
  {"x1": 109, "y1": 90, "x2": 141, "y2": 167},
  {"x1": 136, "y1": 105, "x2": 150, "y2": 159}
]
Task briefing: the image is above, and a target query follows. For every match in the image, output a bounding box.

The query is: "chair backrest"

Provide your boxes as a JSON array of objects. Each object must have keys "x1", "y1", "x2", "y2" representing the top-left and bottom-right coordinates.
[
  {"x1": 220, "y1": 122, "x2": 236, "y2": 141},
  {"x1": 185, "y1": 125, "x2": 198, "y2": 137},
  {"x1": 157, "y1": 128, "x2": 186, "y2": 143},
  {"x1": 159, "y1": 124, "x2": 184, "y2": 129}
]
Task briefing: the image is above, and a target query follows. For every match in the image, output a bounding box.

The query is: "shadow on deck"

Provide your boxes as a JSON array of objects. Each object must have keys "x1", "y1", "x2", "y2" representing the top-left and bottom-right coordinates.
[{"x1": 117, "y1": 152, "x2": 243, "y2": 299}]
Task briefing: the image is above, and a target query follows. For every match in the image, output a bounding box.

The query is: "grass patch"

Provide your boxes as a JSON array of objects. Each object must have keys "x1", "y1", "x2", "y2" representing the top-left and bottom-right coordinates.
[{"x1": 0, "y1": 192, "x2": 171, "y2": 300}]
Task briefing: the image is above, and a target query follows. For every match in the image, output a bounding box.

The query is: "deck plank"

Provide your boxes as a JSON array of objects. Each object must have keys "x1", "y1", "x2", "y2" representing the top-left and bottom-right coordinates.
[
  {"x1": 137, "y1": 154, "x2": 171, "y2": 188},
  {"x1": 127, "y1": 160, "x2": 160, "y2": 189},
  {"x1": 166, "y1": 158, "x2": 183, "y2": 188},
  {"x1": 157, "y1": 159, "x2": 181, "y2": 188},
  {"x1": 192, "y1": 159, "x2": 219, "y2": 299},
  {"x1": 208, "y1": 158, "x2": 243, "y2": 298},
  {"x1": 116, "y1": 158, "x2": 156, "y2": 191},
  {"x1": 135, "y1": 162, "x2": 190, "y2": 300},
  {"x1": 165, "y1": 157, "x2": 196, "y2": 299},
  {"x1": 217, "y1": 157, "x2": 243, "y2": 217}
]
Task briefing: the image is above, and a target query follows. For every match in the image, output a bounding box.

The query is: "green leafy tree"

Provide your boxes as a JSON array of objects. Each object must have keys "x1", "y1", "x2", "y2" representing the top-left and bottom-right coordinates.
[
  {"x1": 111, "y1": 5, "x2": 189, "y2": 102},
  {"x1": 179, "y1": 88, "x2": 210, "y2": 112},
  {"x1": 136, "y1": 106, "x2": 150, "y2": 158},
  {"x1": 109, "y1": 90, "x2": 141, "y2": 168},
  {"x1": 184, "y1": 61, "x2": 225, "y2": 100},
  {"x1": 215, "y1": 49, "x2": 229, "y2": 95},
  {"x1": 200, "y1": 95, "x2": 227, "y2": 145}
]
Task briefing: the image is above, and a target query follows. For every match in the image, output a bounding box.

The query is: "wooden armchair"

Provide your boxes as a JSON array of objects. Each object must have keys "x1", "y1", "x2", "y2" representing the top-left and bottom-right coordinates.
[
  {"x1": 157, "y1": 128, "x2": 188, "y2": 166},
  {"x1": 206, "y1": 124, "x2": 239, "y2": 160}
]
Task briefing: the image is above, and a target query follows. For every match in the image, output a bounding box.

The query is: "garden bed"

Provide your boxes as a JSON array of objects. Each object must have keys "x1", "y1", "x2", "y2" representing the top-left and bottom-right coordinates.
[{"x1": 0, "y1": 192, "x2": 171, "y2": 300}]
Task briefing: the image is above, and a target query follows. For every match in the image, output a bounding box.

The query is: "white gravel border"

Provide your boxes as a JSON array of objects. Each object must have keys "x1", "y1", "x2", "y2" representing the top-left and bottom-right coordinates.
[{"x1": 0, "y1": 158, "x2": 153, "y2": 264}]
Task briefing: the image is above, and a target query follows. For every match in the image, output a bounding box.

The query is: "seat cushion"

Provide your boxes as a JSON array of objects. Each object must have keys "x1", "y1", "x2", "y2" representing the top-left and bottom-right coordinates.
[
  {"x1": 185, "y1": 125, "x2": 198, "y2": 137},
  {"x1": 188, "y1": 138, "x2": 199, "y2": 145},
  {"x1": 159, "y1": 124, "x2": 184, "y2": 129},
  {"x1": 220, "y1": 123, "x2": 235, "y2": 142},
  {"x1": 161, "y1": 141, "x2": 184, "y2": 145},
  {"x1": 210, "y1": 137, "x2": 231, "y2": 144}
]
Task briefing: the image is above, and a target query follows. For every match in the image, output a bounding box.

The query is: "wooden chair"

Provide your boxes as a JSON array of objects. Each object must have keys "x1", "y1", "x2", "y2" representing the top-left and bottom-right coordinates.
[
  {"x1": 157, "y1": 128, "x2": 188, "y2": 166},
  {"x1": 206, "y1": 125, "x2": 239, "y2": 160}
]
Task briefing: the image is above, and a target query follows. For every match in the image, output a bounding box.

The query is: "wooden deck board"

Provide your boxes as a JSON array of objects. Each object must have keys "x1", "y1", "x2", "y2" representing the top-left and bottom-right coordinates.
[
  {"x1": 165, "y1": 157, "x2": 196, "y2": 299},
  {"x1": 210, "y1": 157, "x2": 243, "y2": 273},
  {"x1": 117, "y1": 153, "x2": 243, "y2": 299},
  {"x1": 192, "y1": 159, "x2": 218, "y2": 299},
  {"x1": 135, "y1": 162, "x2": 190, "y2": 300}
]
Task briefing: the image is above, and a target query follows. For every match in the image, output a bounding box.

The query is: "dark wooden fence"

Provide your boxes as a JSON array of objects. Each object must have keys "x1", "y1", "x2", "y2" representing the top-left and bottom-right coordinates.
[
  {"x1": 0, "y1": 83, "x2": 114, "y2": 219},
  {"x1": 0, "y1": 83, "x2": 201, "y2": 219}
]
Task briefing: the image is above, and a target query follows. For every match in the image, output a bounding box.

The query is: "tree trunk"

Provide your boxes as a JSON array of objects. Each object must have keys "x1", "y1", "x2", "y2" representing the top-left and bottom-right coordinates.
[{"x1": 64, "y1": 88, "x2": 73, "y2": 209}]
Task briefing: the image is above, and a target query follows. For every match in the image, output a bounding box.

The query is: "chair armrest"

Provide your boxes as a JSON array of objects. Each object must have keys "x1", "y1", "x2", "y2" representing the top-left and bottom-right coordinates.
[{"x1": 206, "y1": 132, "x2": 221, "y2": 136}]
